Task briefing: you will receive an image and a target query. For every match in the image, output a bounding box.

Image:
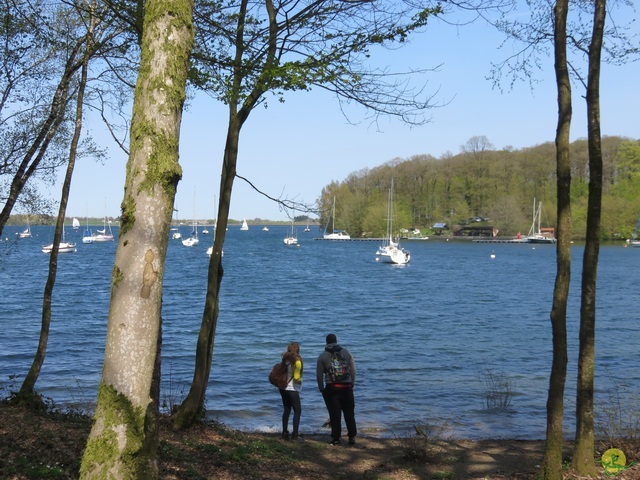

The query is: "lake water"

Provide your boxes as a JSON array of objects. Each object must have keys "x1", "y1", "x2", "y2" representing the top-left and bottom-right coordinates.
[{"x1": 1, "y1": 224, "x2": 638, "y2": 439}]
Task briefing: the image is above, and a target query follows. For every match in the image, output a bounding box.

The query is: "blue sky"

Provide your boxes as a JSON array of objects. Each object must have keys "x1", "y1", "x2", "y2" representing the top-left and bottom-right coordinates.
[{"x1": 65, "y1": 14, "x2": 639, "y2": 222}]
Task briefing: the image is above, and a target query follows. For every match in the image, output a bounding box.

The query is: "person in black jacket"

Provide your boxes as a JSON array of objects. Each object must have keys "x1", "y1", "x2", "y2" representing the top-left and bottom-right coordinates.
[{"x1": 316, "y1": 333, "x2": 357, "y2": 445}]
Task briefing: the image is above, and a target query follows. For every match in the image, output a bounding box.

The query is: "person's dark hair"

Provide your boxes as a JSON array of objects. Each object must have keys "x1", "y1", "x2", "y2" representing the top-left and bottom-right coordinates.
[{"x1": 326, "y1": 333, "x2": 337, "y2": 344}]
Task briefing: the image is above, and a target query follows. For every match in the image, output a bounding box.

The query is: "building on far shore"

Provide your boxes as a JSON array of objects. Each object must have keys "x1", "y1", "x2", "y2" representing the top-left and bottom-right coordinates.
[{"x1": 453, "y1": 225, "x2": 498, "y2": 237}]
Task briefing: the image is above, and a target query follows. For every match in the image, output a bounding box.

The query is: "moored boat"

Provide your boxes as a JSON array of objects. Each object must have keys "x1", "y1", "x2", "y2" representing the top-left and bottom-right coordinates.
[
  {"x1": 42, "y1": 226, "x2": 76, "y2": 253},
  {"x1": 18, "y1": 215, "x2": 32, "y2": 238},
  {"x1": 627, "y1": 214, "x2": 640, "y2": 247},
  {"x1": 182, "y1": 189, "x2": 200, "y2": 247},
  {"x1": 376, "y1": 179, "x2": 410, "y2": 265},
  {"x1": 526, "y1": 199, "x2": 556, "y2": 244},
  {"x1": 323, "y1": 197, "x2": 350, "y2": 240},
  {"x1": 94, "y1": 217, "x2": 114, "y2": 242},
  {"x1": 284, "y1": 219, "x2": 298, "y2": 245}
]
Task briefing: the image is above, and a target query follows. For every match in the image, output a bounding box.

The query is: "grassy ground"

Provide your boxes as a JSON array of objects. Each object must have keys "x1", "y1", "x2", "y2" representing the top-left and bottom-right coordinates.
[{"x1": 1, "y1": 403, "x2": 637, "y2": 479}]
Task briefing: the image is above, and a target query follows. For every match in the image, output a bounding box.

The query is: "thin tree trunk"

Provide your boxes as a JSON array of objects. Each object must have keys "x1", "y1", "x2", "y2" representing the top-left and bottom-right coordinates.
[
  {"x1": 538, "y1": 0, "x2": 571, "y2": 478},
  {"x1": 572, "y1": 0, "x2": 605, "y2": 474},
  {"x1": 19, "y1": 35, "x2": 92, "y2": 399},
  {"x1": 173, "y1": 117, "x2": 239, "y2": 427},
  {"x1": 174, "y1": 0, "x2": 276, "y2": 427},
  {"x1": 80, "y1": 0, "x2": 193, "y2": 476}
]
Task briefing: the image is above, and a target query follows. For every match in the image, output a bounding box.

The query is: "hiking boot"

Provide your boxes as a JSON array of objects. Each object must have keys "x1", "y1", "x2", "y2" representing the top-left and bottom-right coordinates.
[
  {"x1": 329, "y1": 438, "x2": 341, "y2": 445},
  {"x1": 281, "y1": 432, "x2": 290, "y2": 440},
  {"x1": 348, "y1": 437, "x2": 356, "y2": 445},
  {"x1": 290, "y1": 434, "x2": 303, "y2": 441}
]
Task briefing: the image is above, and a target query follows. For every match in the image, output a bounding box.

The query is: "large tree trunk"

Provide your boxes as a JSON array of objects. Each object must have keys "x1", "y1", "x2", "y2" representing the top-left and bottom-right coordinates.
[
  {"x1": 19, "y1": 33, "x2": 93, "y2": 400},
  {"x1": 538, "y1": 1, "x2": 571, "y2": 478},
  {"x1": 572, "y1": 0, "x2": 605, "y2": 474},
  {"x1": 80, "y1": 0, "x2": 193, "y2": 476}
]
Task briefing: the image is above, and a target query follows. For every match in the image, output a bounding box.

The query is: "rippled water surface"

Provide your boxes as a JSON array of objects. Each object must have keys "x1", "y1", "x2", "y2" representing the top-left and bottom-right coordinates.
[{"x1": 1, "y1": 224, "x2": 638, "y2": 439}]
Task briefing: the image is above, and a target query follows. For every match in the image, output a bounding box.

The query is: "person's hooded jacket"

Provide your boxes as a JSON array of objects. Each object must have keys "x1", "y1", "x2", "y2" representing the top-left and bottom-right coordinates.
[{"x1": 316, "y1": 342, "x2": 356, "y2": 391}]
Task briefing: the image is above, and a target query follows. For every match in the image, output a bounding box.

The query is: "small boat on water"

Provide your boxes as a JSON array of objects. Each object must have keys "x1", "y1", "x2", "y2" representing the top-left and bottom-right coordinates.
[
  {"x1": 376, "y1": 179, "x2": 410, "y2": 265},
  {"x1": 18, "y1": 216, "x2": 32, "y2": 238},
  {"x1": 526, "y1": 199, "x2": 556, "y2": 244},
  {"x1": 94, "y1": 223, "x2": 114, "y2": 242},
  {"x1": 42, "y1": 226, "x2": 76, "y2": 253},
  {"x1": 182, "y1": 189, "x2": 199, "y2": 247},
  {"x1": 182, "y1": 233, "x2": 199, "y2": 247},
  {"x1": 284, "y1": 220, "x2": 298, "y2": 246},
  {"x1": 94, "y1": 215, "x2": 114, "y2": 242},
  {"x1": 627, "y1": 214, "x2": 640, "y2": 247},
  {"x1": 42, "y1": 242, "x2": 76, "y2": 254},
  {"x1": 171, "y1": 207, "x2": 182, "y2": 239},
  {"x1": 240, "y1": 219, "x2": 249, "y2": 231},
  {"x1": 82, "y1": 217, "x2": 94, "y2": 244},
  {"x1": 323, "y1": 197, "x2": 350, "y2": 240}
]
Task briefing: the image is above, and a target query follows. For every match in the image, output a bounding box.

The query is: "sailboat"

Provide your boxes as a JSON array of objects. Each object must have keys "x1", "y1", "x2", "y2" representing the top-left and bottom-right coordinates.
[
  {"x1": 93, "y1": 200, "x2": 114, "y2": 242},
  {"x1": 240, "y1": 219, "x2": 249, "y2": 231},
  {"x1": 42, "y1": 225, "x2": 76, "y2": 253},
  {"x1": 284, "y1": 219, "x2": 298, "y2": 245},
  {"x1": 526, "y1": 199, "x2": 556, "y2": 244},
  {"x1": 18, "y1": 215, "x2": 32, "y2": 238},
  {"x1": 182, "y1": 189, "x2": 200, "y2": 247},
  {"x1": 182, "y1": 224, "x2": 199, "y2": 246},
  {"x1": 82, "y1": 217, "x2": 94, "y2": 244},
  {"x1": 628, "y1": 213, "x2": 640, "y2": 247},
  {"x1": 376, "y1": 179, "x2": 410, "y2": 264},
  {"x1": 171, "y1": 207, "x2": 182, "y2": 239},
  {"x1": 323, "y1": 197, "x2": 350, "y2": 240},
  {"x1": 94, "y1": 217, "x2": 114, "y2": 242}
]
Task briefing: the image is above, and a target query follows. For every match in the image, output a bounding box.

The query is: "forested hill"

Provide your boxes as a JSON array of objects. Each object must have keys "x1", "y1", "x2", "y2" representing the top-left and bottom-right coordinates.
[{"x1": 317, "y1": 136, "x2": 640, "y2": 241}]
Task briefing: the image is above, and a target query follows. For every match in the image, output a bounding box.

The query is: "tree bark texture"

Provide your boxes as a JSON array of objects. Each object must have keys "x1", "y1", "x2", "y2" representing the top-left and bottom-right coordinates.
[
  {"x1": 572, "y1": 0, "x2": 605, "y2": 475},
  {"x1": 539, "y1": 1, "x2": 571, "y2": 478},
  {"x1": 80, "y1": 0, "x2": 193, "y2": 477}
]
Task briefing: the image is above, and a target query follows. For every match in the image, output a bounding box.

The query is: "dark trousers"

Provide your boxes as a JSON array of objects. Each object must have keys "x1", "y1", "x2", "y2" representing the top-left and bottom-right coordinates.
[
  {"x1": 279, "y1": 389, "x2": 301, "y2": 435},
  {"x1": 322, "y1": 384, "x2": 357, "y2": 440}
]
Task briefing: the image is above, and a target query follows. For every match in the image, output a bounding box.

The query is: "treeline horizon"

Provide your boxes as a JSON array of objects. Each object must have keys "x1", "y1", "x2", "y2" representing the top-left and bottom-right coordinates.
[
  {"x1": 6, "y1": 136, "x2": 640, "y2": 240},
  {"x1": 317, "y1": 135, "x2": 640, "y2": 240},
  {"x1": 4, "y1": 215, "x2": 319, "y2": 227}
]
